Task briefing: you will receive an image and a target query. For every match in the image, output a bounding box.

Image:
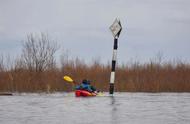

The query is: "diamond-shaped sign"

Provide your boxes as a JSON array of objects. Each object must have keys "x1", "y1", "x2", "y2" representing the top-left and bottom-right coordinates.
[{"x1": 109, "y1": 19, "x2": 122, "y2": 38}]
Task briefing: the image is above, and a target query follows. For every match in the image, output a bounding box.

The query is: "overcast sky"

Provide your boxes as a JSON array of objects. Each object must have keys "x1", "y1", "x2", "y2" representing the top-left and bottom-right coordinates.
[{"x1": 0, "y1": 0, "x2": 190, "y2": 64}]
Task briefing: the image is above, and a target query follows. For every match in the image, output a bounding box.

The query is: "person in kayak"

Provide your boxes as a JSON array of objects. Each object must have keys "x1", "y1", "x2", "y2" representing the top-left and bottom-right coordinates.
[{"x1": 75, "y1": 79, "x2": 97, "y2": 93}]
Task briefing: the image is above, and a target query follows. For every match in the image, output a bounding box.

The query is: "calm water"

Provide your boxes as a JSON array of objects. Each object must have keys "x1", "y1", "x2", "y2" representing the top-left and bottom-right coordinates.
[{"x1": 0, "y1": 93, "x2": 190, "y2": 124}]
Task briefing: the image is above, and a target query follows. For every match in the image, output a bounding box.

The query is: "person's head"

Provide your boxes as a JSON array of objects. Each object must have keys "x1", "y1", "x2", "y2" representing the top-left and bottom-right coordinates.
[
  {"x1": 82, "y1": 79, "x2": 88, "y2": 84},
  {"x1": 82, "y1": 79, "x2": 91, "y2": 85}
]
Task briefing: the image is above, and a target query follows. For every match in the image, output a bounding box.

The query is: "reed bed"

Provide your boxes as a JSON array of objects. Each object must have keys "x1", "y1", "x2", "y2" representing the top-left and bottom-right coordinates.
[
  {"x1": 1, "y1": 33, "x2": 190, "y2": 92},
  {"x1": 0, "y1": 58, "x2": 190, "y2": 92}
]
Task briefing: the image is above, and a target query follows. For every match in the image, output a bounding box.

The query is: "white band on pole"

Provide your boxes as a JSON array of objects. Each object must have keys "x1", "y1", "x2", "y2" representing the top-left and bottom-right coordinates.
[
  {"x1": 112, "y1": 49, "x2": 117, "y2": 61},
  {"x1": 110, "y1": 71, "x2": 115, "y2": 84}
]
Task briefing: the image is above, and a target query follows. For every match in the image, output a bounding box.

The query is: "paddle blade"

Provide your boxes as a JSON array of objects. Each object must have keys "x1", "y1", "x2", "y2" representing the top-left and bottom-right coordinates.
[
  {"x1": 96, "y1": 92, "x2": 104, "y2": 96},
  {"x1": 63, "y1": 76, "x2": 74, "y2": 83}
]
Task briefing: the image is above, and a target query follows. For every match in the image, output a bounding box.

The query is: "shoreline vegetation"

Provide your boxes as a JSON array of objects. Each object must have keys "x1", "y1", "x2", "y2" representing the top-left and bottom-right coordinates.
[{"x1": 0, "y1": 33, "x2": 190, "y2": 93}]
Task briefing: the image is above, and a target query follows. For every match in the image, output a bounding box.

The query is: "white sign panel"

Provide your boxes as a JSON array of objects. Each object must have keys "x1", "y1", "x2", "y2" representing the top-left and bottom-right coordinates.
[{"x1": 109, "y1": 19, "x2": 122, "y2": 38}]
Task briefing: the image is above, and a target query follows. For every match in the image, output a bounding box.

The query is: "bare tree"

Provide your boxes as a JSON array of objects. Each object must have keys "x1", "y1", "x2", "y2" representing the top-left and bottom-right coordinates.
[
  {"x1": 0, "y1": 55, "x2": 4, "y2": 72},
  {"x1": 21, "y1": 33, "x2": 59, "y2": 72},
  {"x1": 0, "y1": 54, "x2": 15, "y2": 72}
]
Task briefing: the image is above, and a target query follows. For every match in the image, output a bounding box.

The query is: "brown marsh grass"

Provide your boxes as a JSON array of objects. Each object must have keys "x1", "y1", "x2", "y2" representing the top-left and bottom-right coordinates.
[
  {"x1": 0, "y1": 33, "x2": 190, "y2": 92},
  {"x1": 0, "y1": 57, "x2": 190, "y2": 92}
]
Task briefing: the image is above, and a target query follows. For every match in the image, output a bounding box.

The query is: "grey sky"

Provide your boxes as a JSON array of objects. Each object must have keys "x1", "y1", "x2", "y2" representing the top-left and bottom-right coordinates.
[{"x1": 0, "y1": 0, "x2": 190, "y2": 64}]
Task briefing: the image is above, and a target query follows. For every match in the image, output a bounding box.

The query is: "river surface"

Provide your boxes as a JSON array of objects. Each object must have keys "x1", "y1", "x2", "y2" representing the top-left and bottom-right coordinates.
[{"x1": 0, "y1": 92, "x2": 190, "y2": 124}]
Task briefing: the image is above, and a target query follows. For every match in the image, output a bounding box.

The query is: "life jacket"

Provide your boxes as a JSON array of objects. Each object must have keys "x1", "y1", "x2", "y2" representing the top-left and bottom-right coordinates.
[{"x1": 76, "y1": 81, "x2": 93, "y2": 92}]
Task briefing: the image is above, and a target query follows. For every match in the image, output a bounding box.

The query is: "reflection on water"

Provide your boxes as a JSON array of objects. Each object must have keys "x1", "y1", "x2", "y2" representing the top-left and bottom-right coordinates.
[
  {"x1": 110, "y1": 96, "x2": 119, "y2": 124},
  {"x1": 0, "y1": 93, "x2": 190, "y2": 124}
]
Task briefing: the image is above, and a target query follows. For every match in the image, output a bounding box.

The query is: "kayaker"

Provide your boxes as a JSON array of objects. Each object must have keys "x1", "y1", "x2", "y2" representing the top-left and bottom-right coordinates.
[{"x1": 75, "y1": 79, "x2": 97, "y2": 93}]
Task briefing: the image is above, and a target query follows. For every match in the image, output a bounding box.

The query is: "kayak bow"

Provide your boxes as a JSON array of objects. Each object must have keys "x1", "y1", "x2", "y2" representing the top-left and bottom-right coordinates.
[{"x1": 75, "y1": 90, "x2": 96, "y2": 97}]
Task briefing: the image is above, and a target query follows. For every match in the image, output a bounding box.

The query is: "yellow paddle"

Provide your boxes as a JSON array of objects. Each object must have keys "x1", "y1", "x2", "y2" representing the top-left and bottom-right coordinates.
[{"x1": 63, "y1": 75, "x2": 74, "y2": 83}]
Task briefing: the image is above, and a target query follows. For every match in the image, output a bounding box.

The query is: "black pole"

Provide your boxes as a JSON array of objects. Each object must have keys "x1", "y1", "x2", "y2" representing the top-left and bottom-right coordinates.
[{"x1": 109, "y1": 37, "x2": 118, "y2": 94}]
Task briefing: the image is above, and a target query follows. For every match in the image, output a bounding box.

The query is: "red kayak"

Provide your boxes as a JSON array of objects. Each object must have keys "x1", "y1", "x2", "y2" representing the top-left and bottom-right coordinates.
[{"x1": 75, "y1": 90, "x2": 96, "y2": 97}]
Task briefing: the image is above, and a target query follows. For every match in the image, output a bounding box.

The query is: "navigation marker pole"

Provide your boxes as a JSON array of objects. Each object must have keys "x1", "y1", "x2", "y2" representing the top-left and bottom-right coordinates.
[{"x1": 109, "y1": 18, "x2": 122, "y2": 94}]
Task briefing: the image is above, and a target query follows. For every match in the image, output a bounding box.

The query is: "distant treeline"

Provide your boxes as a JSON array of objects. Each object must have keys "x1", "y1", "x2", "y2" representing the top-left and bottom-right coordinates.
[{"x1": 0, "y1": 33, "x2": 190, "y2": 92}]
